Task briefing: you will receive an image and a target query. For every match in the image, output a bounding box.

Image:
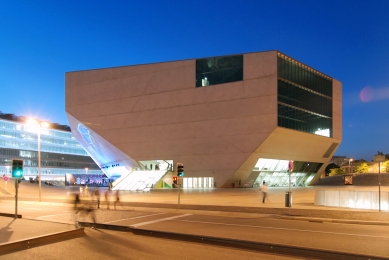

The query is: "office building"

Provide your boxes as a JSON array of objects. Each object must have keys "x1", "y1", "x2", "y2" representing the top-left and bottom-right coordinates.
[{"x1": 0, "y1": 113, "x2": 104, "y2": 185}]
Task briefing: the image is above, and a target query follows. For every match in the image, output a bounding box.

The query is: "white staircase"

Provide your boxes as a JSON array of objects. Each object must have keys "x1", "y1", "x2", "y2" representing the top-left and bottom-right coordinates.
[{"x1": 112, "y1": 170, "x2": 166, "y2": 192}]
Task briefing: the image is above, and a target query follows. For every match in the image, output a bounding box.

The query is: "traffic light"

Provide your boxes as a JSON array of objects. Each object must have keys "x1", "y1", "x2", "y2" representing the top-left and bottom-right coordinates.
[
  {"x1": 177, "y1": 163, "x2": 184, "y2": 177},
  {"x1": 12, "y1": 159, "x2": 24, "y2": 178},
  {"x1": 173, "y1": 176, "x2": 178, "y2": 184}
]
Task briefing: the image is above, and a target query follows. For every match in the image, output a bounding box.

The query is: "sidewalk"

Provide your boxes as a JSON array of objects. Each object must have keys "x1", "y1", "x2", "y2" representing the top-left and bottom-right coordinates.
[
  {"x1": 0, "y1": 217, "x2": 75, "y2": 244},
  {"x1": 2, "y1": 182, "x2": 389, "y2": 222}
]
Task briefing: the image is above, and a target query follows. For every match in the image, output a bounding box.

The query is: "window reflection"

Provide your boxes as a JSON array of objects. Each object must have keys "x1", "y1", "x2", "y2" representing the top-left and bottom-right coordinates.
[
  {"x1": 277, "y1": 53, "x2": 333, "y2": 137},
  {"x1": 196, "y1": 55, "x2": 243, "y2": 87}
]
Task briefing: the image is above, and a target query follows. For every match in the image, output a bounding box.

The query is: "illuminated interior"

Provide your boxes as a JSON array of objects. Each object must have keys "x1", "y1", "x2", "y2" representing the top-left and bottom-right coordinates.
[
  {"x1": 112, "y1": 160, "x2": 173, "y2": 191},
  {"x1": 315, "y1": 190, "x2": 389, "y2": 210},
  {"x1": 112, "y1": 170, "x2": 166, "y2": 192},
  {"x1": 253, "y1": 158, "x2": 322, "y2": 187},
  {"x1": 183, "y1": 177, "x2": 214, "y2": 188}
]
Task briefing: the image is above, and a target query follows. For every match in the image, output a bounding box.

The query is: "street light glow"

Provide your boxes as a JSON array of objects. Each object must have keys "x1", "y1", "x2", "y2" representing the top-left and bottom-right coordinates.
[
  {"x1": 41, "y1": 121, "x2": 49, "y2": 128},
  {"x1": 26, "y1": 118, "x2": 38, "y2": 126},
  {"x1": 349, "y1": 158, "x2": 353, "y2": 174},
  {"x1": 27, "y1": 118, "x2": 49, "y2": 128},
  {"x1": 26, "y1": 118, "x2": 50, "y2": 202}
]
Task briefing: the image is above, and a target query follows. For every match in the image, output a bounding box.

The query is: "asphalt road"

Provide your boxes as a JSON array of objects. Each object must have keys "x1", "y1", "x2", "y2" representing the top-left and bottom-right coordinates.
[{"x1": 1, "y1": 228, "x2": 303, "y2": 260}]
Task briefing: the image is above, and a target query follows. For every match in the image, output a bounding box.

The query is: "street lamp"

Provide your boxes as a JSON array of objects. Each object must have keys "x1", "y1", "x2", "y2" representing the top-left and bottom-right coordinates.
[
  {"x1": 26, "y1": 118, "x2": 49, "y2": 202},
  {"x1": 349, "y1": 158, "x2": 353, "y2": 174}
]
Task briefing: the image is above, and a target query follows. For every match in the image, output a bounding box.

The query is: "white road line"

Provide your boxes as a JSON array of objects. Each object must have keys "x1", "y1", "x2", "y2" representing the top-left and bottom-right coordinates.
[
  {"x1": 104, "y1": 212, "x2": 167, "y2": 224},
  {"x1": 179, "y1": 220, "x2": 389, "y2": 239},
  {"x1": 131, "y1": 214, "x2": 192, "y2": 228},
  {"x1": 36, "y1": 213, "x2": 70, "y2": 219}
]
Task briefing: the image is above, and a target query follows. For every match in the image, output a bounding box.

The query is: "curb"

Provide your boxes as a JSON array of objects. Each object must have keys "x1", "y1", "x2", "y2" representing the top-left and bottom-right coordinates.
[
  {"x1": 278, "y1": 216, "x2": 389, "y2": 226},
  {"x1": 78, "y1": 222, "x2": 388, "y2": 260},
  {"x1": 0, "y1": 212, "x2": 22, "y2": 218},
  {"x1": 0, "y1": 228, "x2": 85, "y2": 254}
]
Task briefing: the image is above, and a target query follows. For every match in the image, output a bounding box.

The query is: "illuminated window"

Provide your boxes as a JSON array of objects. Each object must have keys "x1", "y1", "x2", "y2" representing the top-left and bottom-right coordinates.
[
  {"x1": 277, "y1": 53, "x2": 333, "y2": 137},
  {"x1": 196, "y1": 55, "x2": 243, "y2": 87}
]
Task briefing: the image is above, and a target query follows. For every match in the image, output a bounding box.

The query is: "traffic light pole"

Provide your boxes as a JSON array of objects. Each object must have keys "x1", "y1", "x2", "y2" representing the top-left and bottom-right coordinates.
[
  {"x1": 288, "y1": 170, "x2": 291, "y2": 216},
  {"x1": 15, "y1": 178, "x2": 18, "y2": 218},
  {"x1": 178, "y1": 178, "x2": 181, "y2": 209}
]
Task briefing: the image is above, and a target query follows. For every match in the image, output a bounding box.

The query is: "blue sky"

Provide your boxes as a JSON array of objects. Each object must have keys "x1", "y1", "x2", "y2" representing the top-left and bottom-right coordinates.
[{"x1": 1, "y1": 0, "x2": 388, "y2": 161}]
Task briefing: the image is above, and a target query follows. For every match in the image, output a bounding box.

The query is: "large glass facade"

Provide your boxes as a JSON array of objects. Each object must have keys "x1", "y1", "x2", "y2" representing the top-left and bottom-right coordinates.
[
  {"x1": 254, "y1": 158, "x2": 322, "y2": 187},
  {"x1": 0, "y1": 118, "x2": 102, "y2": 179},
  {"x1": 0, "y1": 119, "x2": 87, "y2": 156},
  {"x1": 196, "y1": 55, "x2": 243, "y2": 87},
  {"x1": 277, "y1": 53, "x2": 333, "y2": 137}
]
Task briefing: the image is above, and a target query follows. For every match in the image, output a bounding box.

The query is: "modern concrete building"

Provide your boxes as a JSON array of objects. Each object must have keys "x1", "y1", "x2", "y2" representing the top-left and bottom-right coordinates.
[
  {"x1": 65, "y1": 50, "x2": 342, "y2": 189},
  {"x1": 0, "y1": 114, "x2": 104, "y2": 185}
]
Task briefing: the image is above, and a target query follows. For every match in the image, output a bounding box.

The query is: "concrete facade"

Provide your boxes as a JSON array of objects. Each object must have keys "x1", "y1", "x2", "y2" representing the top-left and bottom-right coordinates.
[{"x1": 65, "y1": 51, "x2": 342, "y2": 187}]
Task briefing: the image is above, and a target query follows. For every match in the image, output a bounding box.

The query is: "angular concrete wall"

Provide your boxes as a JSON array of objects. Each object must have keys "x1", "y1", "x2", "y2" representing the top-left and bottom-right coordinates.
[
  {"x1": 66, "y1": 50, "x2": 342, "y2": 188},
  {"x1": 332, "y1": 79, "x2": 342, "y2": 141}
]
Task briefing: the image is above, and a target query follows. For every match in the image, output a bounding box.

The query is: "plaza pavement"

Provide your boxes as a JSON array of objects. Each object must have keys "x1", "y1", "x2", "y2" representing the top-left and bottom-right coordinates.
[
  {"x1": 1, "y1": 181, "x2": 389, "y2": 222},
  {"x1": 1, "y1": 182, "x2": 389, "y2": 258}
]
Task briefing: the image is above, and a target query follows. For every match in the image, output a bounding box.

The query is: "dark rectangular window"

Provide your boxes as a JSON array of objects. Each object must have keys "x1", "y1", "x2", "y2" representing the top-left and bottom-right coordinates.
[
  {"x1": 196, "y1": 55, "x2": 243, "y2": 87},
  {"x1": 277, "y1": 53, "x2": 333, "y2": 137}
]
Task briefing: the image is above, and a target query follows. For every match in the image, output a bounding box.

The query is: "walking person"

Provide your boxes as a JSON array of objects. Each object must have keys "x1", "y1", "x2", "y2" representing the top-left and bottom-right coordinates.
[
  {"x1": 105, "y1": 189, "x2": 111, "y2": 210},
  {"x1": 73, "y1": 193, "x2": 81, "y2": 228},
  {"x1": 74, "y1": 194, "x2": 96, "y2": 228},
  {"x1": 79, "y1": 186, "x2": 84, "y2": 197},
  {"x1": 261, "y1": 181, "x2": 268, "y2": 203},
  {"x1": 114, "y1": 190, "x2": 123, "y2": 210},
  {"x1": 94, "y1": 187, "x2": 101, "y2": 209},
  {"x1": 85, "y1": 185, "x2": 89, "y2": 197}
]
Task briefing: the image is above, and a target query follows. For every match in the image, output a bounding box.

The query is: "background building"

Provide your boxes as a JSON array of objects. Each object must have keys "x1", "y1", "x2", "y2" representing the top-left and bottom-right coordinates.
[
  {"x1": 0, "y1": 113, "x2": 104, "y2": 185},
  {"x1": 65, "y1": 50, "x2": 342, "y2": 189}
]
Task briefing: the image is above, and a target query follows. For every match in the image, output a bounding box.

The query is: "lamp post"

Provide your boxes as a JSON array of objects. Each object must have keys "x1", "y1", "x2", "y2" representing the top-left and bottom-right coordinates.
[
  {"x1": 27, "y1": 119, "x2": 49, "y2": 202},
  {"x1": 5, "y1": 165, "x2": 10, "y2": 189},
  {"x1": 348, "y1": 158, "x2": 353, "y2": 174},
  {"x1": 374, "y1": 154, "x2": 385, "y2": 212}
]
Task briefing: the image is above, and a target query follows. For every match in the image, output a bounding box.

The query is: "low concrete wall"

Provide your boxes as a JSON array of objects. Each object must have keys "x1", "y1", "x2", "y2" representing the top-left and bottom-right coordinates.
[{"x1": 315, "y1": 190, "x2": 389, "y2": 210}]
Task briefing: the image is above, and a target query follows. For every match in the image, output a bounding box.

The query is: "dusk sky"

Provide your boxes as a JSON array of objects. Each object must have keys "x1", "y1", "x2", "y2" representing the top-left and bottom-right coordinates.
[{"x1": 1, "y1": 1, "x2": 388, "y2": 161}]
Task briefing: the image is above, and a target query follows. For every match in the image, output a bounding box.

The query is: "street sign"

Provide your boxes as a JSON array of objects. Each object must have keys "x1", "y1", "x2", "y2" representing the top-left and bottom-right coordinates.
[
  {"x1": 374, "y1": 155, "x2": 385, "y2": 162},
  {"x1": 3, "y1": 177, "x2": 8, "y2": 181}
]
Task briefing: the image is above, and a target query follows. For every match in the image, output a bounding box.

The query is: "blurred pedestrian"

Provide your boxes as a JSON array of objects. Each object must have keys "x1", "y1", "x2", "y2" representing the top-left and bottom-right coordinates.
[
  {"x1": 74, "y1": 193, "x2": 96, "y2": 228},
  {"x1": 105, "y1": 189, "x2": 111, "y2": 209},
  {"x1": 94, "y1": 187, "x2": 100, "y2": 209},
  {"x1": 79, "y1": 186, "x2": 84, "y2": 197},
  {"x1": 74, "y1": 193, "x2": 81, "y2": 228},
  {"x1": 260, "y1": 181, "x2": 268, "y2": 203},
  {"x1": 85, "y1": 185, "x2": 89, "y2": 197},
  {"x1": 114, "y1": 190, "x2": 123, "y2": 210}
]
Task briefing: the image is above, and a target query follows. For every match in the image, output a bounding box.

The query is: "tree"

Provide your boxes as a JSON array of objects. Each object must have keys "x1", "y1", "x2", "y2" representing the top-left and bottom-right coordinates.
[
  {"x1": 329, "y1": 168, "x2": 346, "y2": 176},
  {"x1": 382, "y1": 160, "x2": 389, "y2": 173},
  {"x1": 355, "y1": 162, "x2": 369, "y2": 173},
  {"x1": 325, "y1": 163, "x2": 340, "y2": 176}
]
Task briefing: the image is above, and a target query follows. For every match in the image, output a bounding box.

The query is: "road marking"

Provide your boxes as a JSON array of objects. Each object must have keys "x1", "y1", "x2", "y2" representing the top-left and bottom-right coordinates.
[
  {"x1": 36, "y1": 213, "x2": 70, "y2": 219},
  {"x1": 131, "y1": 214, "x2": 192, "y2": 228},
  {"x1": 24, "y1": 208, "x2": 42, "y2": 210},
  {"x1": 104, "y1": 212, "x2": 167, "y2": 224},
  {"x1": 178, "y1": 220, "x2": 389, "y2": 239}
]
